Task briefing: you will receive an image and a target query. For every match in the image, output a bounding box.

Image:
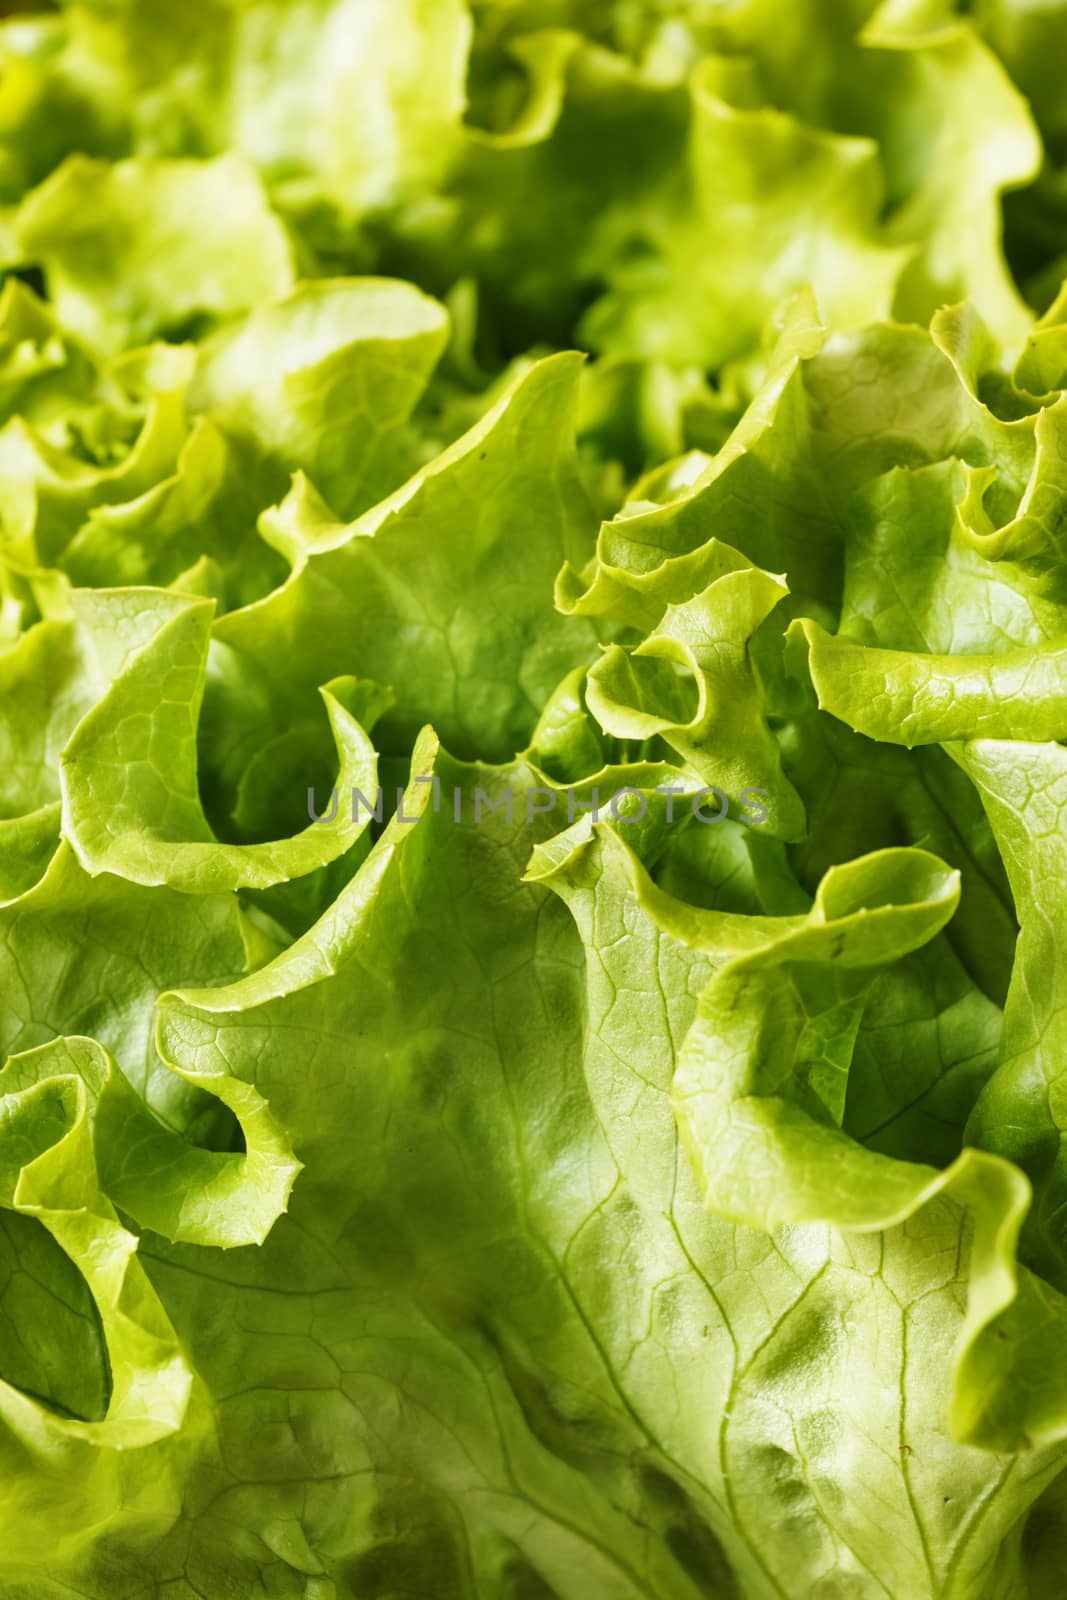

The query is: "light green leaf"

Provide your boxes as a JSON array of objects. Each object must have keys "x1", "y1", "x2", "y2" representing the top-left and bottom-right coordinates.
[
  {"x1": 14, "y1": 153, "x2": 296, "y2": 353},
  {"x1": 0, "y1": 1035, "x2": 194, "y2": 1452},
  {"x1": 584, "y1": 55, "x2": 905, "y2": 369},
  {"x1": 189, "y1": 277, "x2": 450, "y2": 520},
  {"x1": 586, "y1": 562, "x2": 806, "y2": 837},
  {"x1": 211, "y1": 353, "x2": 600, "y2": 771},
  {"x1": 59, "y1": 418, "x2": 287, "y2": 611},
  {"x1": 61, "y1": 588, "x2": 380, "y2": 893},
  {"x1": 957, "y1": 737, "x2": 1067, "y2": 1290},
  {"x1": 795, "y1": 615, "x2": 1067, "y2": 746}
]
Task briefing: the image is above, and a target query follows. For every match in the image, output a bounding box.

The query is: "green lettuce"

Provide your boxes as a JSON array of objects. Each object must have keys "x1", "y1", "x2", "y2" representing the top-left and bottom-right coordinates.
[{"x1": 3, "y1": 1, "x2": 1067, "y2": 1596}]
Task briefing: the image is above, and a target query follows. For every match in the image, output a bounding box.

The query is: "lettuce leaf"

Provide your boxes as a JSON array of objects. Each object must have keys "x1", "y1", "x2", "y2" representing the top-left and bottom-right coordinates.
[{"x1": 2, "y1": 1, "x2": 1067, "y2": 1596}]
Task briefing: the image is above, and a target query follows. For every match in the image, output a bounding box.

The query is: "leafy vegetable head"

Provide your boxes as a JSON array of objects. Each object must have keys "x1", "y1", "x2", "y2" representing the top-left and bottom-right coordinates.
[{"x1": 3, "y1": 2, "x2": 1067, "y2": 1596}]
